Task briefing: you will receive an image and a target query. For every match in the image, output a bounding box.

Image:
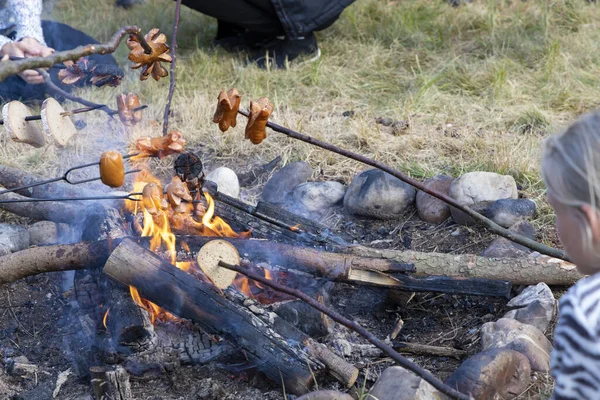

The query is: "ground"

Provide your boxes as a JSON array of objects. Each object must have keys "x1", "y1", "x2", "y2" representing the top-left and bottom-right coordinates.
[{"x1": 2, "y1": 0, "x2": 593, "y2": 398}]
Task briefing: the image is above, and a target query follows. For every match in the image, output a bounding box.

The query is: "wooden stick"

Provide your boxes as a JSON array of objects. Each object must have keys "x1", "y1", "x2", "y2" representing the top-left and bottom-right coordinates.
[
  {"x1": 40, "y1": 70, "x2": 114, "y2": 116},
  {"x1": 394, "y1": 342, "x2": 467, "y2": 360},
  {"x1": 217, "y1": 260, "x2": 470, "y2": 400},
  {"x1": 0, "y1": 26, "x2": 148, "y2": 82},
  {"x1": 103, "y1": 239, "x2": 356, "y2": 395},
  {"x1": 162, "y1": 0, "x2": 182, "y2": 135},
  {"x1": 237, "y1": 109, "x2": 568, "y2": 262}
]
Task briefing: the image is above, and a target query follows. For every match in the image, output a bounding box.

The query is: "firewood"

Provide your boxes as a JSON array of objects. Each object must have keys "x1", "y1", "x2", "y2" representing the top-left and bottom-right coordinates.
[
  {"x1": 0, "y1": 185, "x2": 84, "y2": 223},
  {"x1": 347, "y1": 246, "x2": 580, "y2": 286},
  {"x1": 273, "y1": 299, "x2": 333, "y2": 339},
  {"x1": 90, "y1": 366, "x2": 132, "y2": 400},
  {"x1": 2, "y1": 100, "x2": 46, "y2": 147},
  {"x1": 103, "y1": 239, "x2": 358, "y2": 394},
  {"x1": 0, "y1": 236, "x2": 583, "y2": 287},
  {"x1": 41, "y1": 98, "x2": 77, "y2": 147},
  {"x1": 0, "y1": 164, "x2": 107, "y2": 199}
]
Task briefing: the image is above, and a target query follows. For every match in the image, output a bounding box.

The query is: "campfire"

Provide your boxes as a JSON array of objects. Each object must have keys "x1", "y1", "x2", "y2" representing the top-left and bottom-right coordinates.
[{"x1": 0, "y1": 16, "x2": 576, "y2": 397}]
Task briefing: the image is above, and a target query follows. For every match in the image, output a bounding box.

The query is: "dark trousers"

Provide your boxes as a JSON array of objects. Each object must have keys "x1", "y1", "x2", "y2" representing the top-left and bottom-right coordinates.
[
  {"x1": 182, "y1": 0, "x2": 285, "y2": 35},
  {"x1": 0, "y1": 20, "x2": 118, "y2": 103}
]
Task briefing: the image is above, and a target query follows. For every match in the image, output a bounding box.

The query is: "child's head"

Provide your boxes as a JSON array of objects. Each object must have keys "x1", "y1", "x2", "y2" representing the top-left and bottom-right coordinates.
[{"x1": 542, "y1": 112, "x2": 600, "y2": 274}]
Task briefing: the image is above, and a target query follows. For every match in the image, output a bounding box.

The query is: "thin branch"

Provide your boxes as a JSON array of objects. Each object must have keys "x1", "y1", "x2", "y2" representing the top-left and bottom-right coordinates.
[
  {"x1": 163, "y1": 0, "x2": 183, "y2": 135},
  {"x1": 0, "y1": 26, "x2": 149, "y2": 82},
  {"x1": 40, "y1": 70, "x2": 114, "y2": 115},
  {"x1": 237, "y1": 109, "x2": 568, "y2": 262},
  {"x1": 218, "y1": 260, "x2": 471, "y2": 400}
]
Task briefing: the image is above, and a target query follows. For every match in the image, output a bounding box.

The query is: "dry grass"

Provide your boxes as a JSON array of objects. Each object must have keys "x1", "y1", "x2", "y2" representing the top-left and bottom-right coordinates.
[{"x1": 3, "y1": 0, "x2": 593, "y2": 240}]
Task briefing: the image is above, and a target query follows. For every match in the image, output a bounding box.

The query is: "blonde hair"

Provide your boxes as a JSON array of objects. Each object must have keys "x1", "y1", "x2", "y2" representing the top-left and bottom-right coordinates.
[{"x1": 542, "y1": 111, "x2": 600, "y2": 254}]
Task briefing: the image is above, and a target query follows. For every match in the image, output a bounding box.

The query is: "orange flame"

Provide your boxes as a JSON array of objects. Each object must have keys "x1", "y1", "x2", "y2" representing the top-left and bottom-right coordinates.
[
  {"x1": 125, "y1": 168, "x2": 251, "y2": 324},
  {"x1": 290, "y1": 224, "x2": 301, "y2": 232},
  {"x1": 103, "y1": 308, "x2": 110, "y2": 329}
]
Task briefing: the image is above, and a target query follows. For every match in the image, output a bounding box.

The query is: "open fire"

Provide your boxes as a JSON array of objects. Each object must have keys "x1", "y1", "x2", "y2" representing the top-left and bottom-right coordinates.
[{"x1": 117, "y1": 156, "x2": 262, "y2": 325}]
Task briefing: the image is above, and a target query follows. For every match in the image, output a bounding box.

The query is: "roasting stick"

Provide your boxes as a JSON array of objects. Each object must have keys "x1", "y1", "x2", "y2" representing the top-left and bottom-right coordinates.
[
  {"x1": 236, "y1": 109, "x2": 568, "y2": 262},
  {"x1": 0, "y1": 192, "x2": 142, "y2": 203},
  {"x1": 218, "y1": 260, "x2": 471, "y2": 400},
  {"x1": 0, "y1": 104, "x2": 147, "y2": 125},
  {"x1": 0, "y1": 153, "x2": 140, "y2": 196}
]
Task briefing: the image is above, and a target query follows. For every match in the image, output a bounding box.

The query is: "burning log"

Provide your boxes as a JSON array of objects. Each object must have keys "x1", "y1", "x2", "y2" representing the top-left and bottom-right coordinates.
[
  {"x1": 177, "y1": 237, "x2": 511, "y2": 296},
  {"x1": 103, "y1": 239, "x2": 358, "y2": 394},
  {"x1": 90, "y1": 366, "x2": 133, "y2": 400}
]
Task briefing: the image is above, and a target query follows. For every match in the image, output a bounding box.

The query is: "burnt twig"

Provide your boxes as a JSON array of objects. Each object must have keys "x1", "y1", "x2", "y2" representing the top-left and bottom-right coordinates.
[
  {"x1": 162, "y1": 0, "x2": 183, "y2": 135},
  {"x1": 237, "y1": 109, "x2": 568, "y2": 262},
  {"x1": 218, "y1": 260, "x2": 471, "y2": 400},
  {"x1": 0, "y1": 26, "x2": 150, "y2": 82}
]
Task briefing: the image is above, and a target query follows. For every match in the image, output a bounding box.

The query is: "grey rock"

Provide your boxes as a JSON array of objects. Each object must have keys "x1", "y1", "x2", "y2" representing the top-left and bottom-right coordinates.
[
  {"x1": 416, "y1": 175, "x2": 453, "y2": 224},
  {"x1": 481, "y1": 221, "x2": 536, "y2": 258},
  {"x1": 206, "y1": 167, "x2": 240, "y2": 198},
  {"x1": 508, "y1": 282, "x2": 555, "y2": 307},
  {"x1": 504, "y1": 283, "x2": 556, "y2": 333},
  {"x1": 344, "y1": 169, "x2": 416, "y2": 219},
  {"x1": 261, "y1": 161, "x2": 313, "y2": 205},
  {"x1": 28, "y1": 221, "x2": 60, "y2": 245},
  {"x1": 368, "y1": 366, "x2": 447, "y2": 400},
  {"x1": 486, "y1": 199, "x2": 537, "y2": 228},
  {"x1": 449, "y1": 172, "x2": 518, "y2": 226},
  {"x1": 285, "y1": 181, "x2": 345, "y2": 218},
  {"x1": 445, "y1": 348, "x2": 530, "y2": 400},
  {"x1": 0, "y1": 223, "x2": 29, "y2": 253},
  {"x1": 480, "y1": 318, "x2": 553, "y2": 372},
  {"x1": 450, "y1": 201, "x2": 491, "y2": 226},
  {"x1": 296, "y1": 391, "x2": 354, "y2": 400}
]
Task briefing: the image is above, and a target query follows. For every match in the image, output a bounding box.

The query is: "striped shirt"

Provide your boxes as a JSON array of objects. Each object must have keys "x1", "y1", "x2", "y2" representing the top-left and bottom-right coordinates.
[{"x1": 552, "y1": 272, "x2": 600, "y2": 399}]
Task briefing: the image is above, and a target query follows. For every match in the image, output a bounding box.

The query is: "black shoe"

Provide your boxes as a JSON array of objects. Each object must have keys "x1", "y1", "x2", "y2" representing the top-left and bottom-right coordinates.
[
  {"x1": 213, "y1": 20, "x2": 273, "y2": 52},
  {"x1": 250, "y1": 33, "x2": 320, "y2": 69}
]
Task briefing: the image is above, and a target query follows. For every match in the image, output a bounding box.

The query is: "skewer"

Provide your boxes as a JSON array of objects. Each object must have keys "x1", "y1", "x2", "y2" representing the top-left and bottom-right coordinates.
[
  {"x1": 0, "y1": 105, "x2": 148, "y2": 125},
  {"x1": 0, "y1": 153, "x2": 140, "y2": 196},
  {"x1": 0, "y1": 193, "x2": 142, "y2": 204}
]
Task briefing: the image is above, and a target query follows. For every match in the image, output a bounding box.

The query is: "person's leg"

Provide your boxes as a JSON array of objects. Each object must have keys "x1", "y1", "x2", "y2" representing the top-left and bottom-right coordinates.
[
  {"x1": 181, "y1": 0, "x2": 319, "y2": 68},
  {"x1": 182, "y1": 0, "x2": 284, "y2": 35}
]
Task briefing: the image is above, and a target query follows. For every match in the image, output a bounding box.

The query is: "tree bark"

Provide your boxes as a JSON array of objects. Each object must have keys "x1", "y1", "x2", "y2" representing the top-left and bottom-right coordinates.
[
  {"x1": 0, "y1": 241, "x2": 110, "y2": 285},
  {"x1": 347, "y1": 246, "x2": 581, "y2": 286}
]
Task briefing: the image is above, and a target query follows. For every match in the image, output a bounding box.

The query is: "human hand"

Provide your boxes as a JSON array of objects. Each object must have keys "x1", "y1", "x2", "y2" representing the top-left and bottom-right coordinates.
[{"x1": 0, "y1": 38, "x2": 55, "y2": 84}]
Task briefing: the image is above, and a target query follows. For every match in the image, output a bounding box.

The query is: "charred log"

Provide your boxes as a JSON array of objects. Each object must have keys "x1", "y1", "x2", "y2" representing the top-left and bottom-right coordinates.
[
  {"x1": 90, "y1": 366, "x2": 133, "y2": 400},
  {"x1": 103, "y1": 239, "x2": 358, "y2": 394}
]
